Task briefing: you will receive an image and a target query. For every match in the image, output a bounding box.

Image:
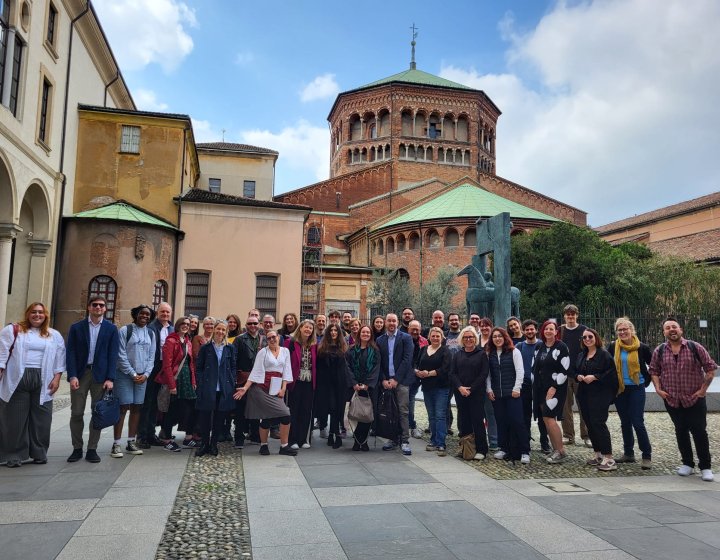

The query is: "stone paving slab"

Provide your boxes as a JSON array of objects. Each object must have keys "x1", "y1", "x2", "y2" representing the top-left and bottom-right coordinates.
[
  {"x1": 448, "y1": 540, "x2": 548, "y2": 560},
  {"x1": 666, "y1": 521, "x2": 720, "y2": 549},
  {"x1": 340, "y1": 536, "x2": 455, "y2": 560},
  {"x1": 313, "y1": 482, "x2": 459, "y2": 507},
  {"x1": 0, "y1": 498, "x2": 97, "y2": 524},
  {"x1": 253, "y1": 542, "x2": 348, "y2": 560},
  {"x1": 0, "y1": 521, "x2": 82, "y2": 560},
  {"x1": 592, "y1": 526, "x2": 720, "y2": 560},
  {"x1": 57, "y1": 533, "x2": 163, "y2": 560},
  {"x1": 250, "y1": 508, "x2": 339, "y2": 547}
]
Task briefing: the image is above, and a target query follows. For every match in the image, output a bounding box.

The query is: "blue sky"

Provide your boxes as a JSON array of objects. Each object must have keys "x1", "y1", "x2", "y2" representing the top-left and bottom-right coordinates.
[{"x1": 93, "y1": 0, "x2": 720, "y2": 226}]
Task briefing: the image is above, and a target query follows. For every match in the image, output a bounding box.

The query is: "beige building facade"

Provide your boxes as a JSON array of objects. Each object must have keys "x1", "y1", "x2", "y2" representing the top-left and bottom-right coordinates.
[
  {"x1": 0, "y1": 0, "x2": 133, "y2": 326},
  {"x1": 197, "y1": 142, "x2": 277, "y2": 201}
]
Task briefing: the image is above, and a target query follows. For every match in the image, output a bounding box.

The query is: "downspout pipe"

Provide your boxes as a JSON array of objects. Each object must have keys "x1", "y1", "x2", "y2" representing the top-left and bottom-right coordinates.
[
  {"x1": 173, "y1": 127, "x2": 188, "y2": 311},
  {"x1": 50, "y1": 1, "x2": 91, "y2": 323},
  {"x1": 103, "y1": 71, "x2": 120, "y2": 107}
]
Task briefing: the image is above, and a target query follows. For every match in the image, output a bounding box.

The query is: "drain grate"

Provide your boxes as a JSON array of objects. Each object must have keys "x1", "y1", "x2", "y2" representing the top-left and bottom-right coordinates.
[{"x1": 539, "y1": 481, "x2": 590, "y2": 493}]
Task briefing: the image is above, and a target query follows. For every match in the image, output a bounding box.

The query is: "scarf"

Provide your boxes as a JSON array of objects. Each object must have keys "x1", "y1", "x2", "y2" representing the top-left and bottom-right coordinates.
[
  {"x1": 614, "y1": 335, "x2": 641, "y2": 394},
  {"x1": 351, "y1": 346, "x2": 376, "y2": 383}
]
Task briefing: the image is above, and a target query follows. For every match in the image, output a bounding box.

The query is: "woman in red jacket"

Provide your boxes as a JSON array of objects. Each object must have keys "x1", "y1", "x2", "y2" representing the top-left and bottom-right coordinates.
[{"x1": 156, "y1": 317, "x2": 196, "y2": 452}]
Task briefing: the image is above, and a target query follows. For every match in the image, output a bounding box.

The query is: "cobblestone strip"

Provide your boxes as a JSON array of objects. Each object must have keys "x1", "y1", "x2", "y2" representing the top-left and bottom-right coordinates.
[
  {"x1": 413, "y1": 408, "x2": 720, "y2": 480},
  {"x1": 156, "y1": 443, "x2": 252, "y2": 560}
]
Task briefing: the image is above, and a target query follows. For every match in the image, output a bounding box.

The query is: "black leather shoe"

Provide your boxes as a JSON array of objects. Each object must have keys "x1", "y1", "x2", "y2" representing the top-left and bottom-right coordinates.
[
  {"x1": 196, "y1": 445, "x2": 210, "y2": 457},
  {"x1": 279, "y1": 445, "x2": 297, "y2": 456},
  {"x1": 85, "y1": 449, "x2": 101, "y2": 463},
  {"x1": 352, "y1": 441, "x2": 361, "y2": 451},
  {"x1": 333, "y1": 437, "x2": 342, "y2": 449},
  {"x1": 259, "y1": 444, "x2": 270, "y2": 456},
  {"x1": 327, "y1": 433, "x2": 335, "y2": 447},
  {"x1": 210, "y1": 443, "x2": 219, "y2": 456},
  {"x1": 67, "y1": 449, "x2": 83, "y2": 463},
  {"x1": 361, "y1": 442, "x2": 370, "y2": 452}
]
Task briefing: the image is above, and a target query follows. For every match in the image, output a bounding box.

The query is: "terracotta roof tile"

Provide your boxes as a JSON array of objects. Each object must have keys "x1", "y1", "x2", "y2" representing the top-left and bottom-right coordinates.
[
  {"x1": 196, "y1": 142, "x2": 278, "y2": 155},
  {"x1": 179, "y1": 188, "x2": 309, "y2": 211},
  {"x1": 647, "y1": 228, "x2": 720, "y2": 262},
  {"x1": 596, "y1": 191, "x2": 720, "y2": 233}
]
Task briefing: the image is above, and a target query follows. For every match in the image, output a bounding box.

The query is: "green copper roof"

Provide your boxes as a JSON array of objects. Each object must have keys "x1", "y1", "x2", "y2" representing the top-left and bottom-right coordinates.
[
  {"x1": 73, "y1": 202, "x2": 177, "y2": 230},
  {"x1": 381, "y1": 184, "x2": 559, "y2": 228},
  {"x1": 355, "y1": 68, "x2": 475, "y2": 92}
]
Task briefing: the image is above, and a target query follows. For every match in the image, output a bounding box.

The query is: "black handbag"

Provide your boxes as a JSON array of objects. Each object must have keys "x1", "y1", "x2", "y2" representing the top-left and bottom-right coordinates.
[
  {"x1": 92, "y1": 390, "x2": 120, "y2": 430},
  {"x1": 374, "y1": 387, "x2": 400, "y2": 441}
]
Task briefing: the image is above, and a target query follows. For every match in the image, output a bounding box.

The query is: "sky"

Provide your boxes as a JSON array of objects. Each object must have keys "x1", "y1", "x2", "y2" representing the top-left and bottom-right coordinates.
[{"x1": 92, "y1": 0, "x2": 720, "y2": 227}]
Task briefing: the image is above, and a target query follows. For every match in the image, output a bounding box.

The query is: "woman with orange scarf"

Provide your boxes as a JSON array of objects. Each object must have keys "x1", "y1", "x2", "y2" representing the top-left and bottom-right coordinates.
[{"x1": 607, "y1": 317, "x2": 653, "y2": 469}]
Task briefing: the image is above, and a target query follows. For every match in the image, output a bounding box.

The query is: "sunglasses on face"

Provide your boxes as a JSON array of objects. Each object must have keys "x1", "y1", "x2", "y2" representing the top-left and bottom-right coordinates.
[
  {"x1": 462, "y1": 336, "x2": 476, "y2": 340},
  {"x1": 91, "y1": 303, "x2": 106, "y2": 308},
  {"x1": 246, "y1": 322, "x2": 258, "y2": 326},
  {"x1": 582, "y1": 335, "x2": 595, "y2": 340}
]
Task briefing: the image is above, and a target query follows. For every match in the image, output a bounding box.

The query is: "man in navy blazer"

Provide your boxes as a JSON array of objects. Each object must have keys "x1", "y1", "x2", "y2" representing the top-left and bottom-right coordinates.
[
  {"x1": 377, "y1": 313, "x2": 415, "y2": 455},
  {"x1": 66, "y1": 296, "x2": 119, "y2": 463}
]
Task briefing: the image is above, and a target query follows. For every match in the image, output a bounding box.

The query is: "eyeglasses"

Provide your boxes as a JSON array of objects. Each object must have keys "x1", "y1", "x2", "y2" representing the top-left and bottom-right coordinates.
[
  {"x1": 246, "y1": 322, "x2": 258, "y2": 326},
  {"x1": 90, "y1": 303, "x2": 106, "y2": 308},
  {"x1": 492, "y1": 334, "x2": 504, "y2": 339},
  {"x1": 617, "y1": 328, "x2": 630, "y2": 332},
  {"x1": 266, "y1": 335, "x2": 278, "y2": 340},
  {"x1": 582, "y1": 335, "x2": 595, "y2": 340},
  {"x1": 462, "y1": 335, "x2": 476, "y2": 340}
]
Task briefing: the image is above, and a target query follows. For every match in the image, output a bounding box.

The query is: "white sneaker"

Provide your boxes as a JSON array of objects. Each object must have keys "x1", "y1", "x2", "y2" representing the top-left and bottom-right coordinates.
[
  {"x1": 319, "y1": 428, "x2": 328, "y2": 439},
  {"x1": 473, "y1": 453, "x2": 485, "y2": 460},
  {"x1": 701, "y1": 469, "x2": 714, "y2": 482},
  {"x1": 401, "y1": 442, "x2": 412, "y2": 456},
  {"x1": 110, "y1": 443, "x2": 123, "y2": 458},
  {"x1": 520, "y1": 454, "x2": 530, "y2": 464},
  {"x1": 677, "y1": 465, "x2": 693, "y2": 476},
  {"x1": 411, "y1": 428, "x2": 423, "y2": 439},
  {"x1": 290, "y1": 443, "x2": 299, "y2": 450},
  {"x1": 301, "y1": 443, "x2": 311, "y2": 449},
  {"x1": 493, "y1": 450, "x2": 507, "y2": 460}
]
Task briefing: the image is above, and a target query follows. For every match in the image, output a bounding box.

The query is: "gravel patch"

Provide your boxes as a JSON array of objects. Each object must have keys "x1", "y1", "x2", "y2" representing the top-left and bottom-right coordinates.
[
  {"x1": 412, "y1": 406, "x2": 720, "y2": 480},
  {"x1": 155, "y1": 443, "x2": 252, "y2": 560}
]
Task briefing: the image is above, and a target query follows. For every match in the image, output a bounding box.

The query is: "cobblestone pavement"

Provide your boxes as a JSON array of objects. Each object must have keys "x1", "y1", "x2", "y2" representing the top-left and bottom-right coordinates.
[
  {"x1": 155, "y1": 443, "x2": 252, "y2": 560},
  {"x1": 413, "y1": 407, "x2": 720, "y2": 480}
]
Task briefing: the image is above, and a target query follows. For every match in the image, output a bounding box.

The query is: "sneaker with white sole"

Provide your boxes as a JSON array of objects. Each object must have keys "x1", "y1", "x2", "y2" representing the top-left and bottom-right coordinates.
[
  {"x1": 677, "y1": 464, "x2": 693, "y2": 476},
  {"x1": 493, "y1": 450, "x2": 507, "y2": 460},
  {"x1": 520, "y1": 454, "x2": 530, "y2": 464},
  {"x1": 290, "y1": 443, "x2": 299, "y2": 450},
  {"x1": 701, "y1": 469, "x2": 714, "y2": 482},
  {"x1": 401, "y1": 442, "x2": 412, "y2": 456},
  {"x1": 125, "y1": 440, "x2": 143, "y2": 455},
  {"x1": 382, "y1": 441, "x2": 397, "y2": 451},
  {"x1": 547, "y1": 450, "x2": 567, "y2": 464},
  {"x1": 597, "y1": 458, "x2": 617, "y2": 471},
  {"x1": 411, "y1": 428, "x2": 423, "y2": 439},
  {"x1": 473, "y1": 453, "x2": 485, "y2": 460},
  {"x1": 110, "y1": 443, "x2": 123, "y2": 458},
  {"x1": 301, "y1": 443, "x2": 311, "y2": 449},
  {"x1": 163, "y1": 441, "x2": 181, "y2": 452}
]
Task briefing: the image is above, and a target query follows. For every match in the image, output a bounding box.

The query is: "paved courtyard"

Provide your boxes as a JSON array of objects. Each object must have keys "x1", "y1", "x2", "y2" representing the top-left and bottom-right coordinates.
[{"x1": 1, "y1": 384, "x2": 719, "y2": 560}]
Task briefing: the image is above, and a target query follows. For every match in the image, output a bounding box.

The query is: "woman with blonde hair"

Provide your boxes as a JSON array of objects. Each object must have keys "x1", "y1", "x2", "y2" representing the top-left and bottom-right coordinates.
[
  {"x1": 0, "y1": 302, "x2": 66, "y2": 467},
  {"x1": 285, "y1": 319, "x2": 317, "y2": 449},
  {"x1": 607, "y1": 317, "x2": 653, "y2": 469},
  {"x1": 417, "y1": 326, "x2": 452, "y2": 455}
]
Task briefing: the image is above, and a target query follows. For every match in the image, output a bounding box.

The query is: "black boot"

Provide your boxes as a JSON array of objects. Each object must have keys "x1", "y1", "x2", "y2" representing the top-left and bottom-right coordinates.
[
  {"x1": 327, "y1": 433, "x2": 335, "y2": 447},
  {"x1": 196, "y1": 444, "x2": 210, "y2": 457},
  {"x1": 210, "y1": 442, "x2": 219, "y2": 456},
  {"x1": 333, "y1": 436, "x2": 342, "y2": 449}
]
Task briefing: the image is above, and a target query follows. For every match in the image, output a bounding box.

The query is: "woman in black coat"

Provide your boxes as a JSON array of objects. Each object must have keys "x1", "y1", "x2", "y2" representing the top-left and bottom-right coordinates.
[
  {"x1": 315, "y1": 324, "x2": 349, "y2": 449},
  {"x1": 345, "y1": 325, "x2": 380, "y2": 451},
  {"x1": 195, "y1": 320, "x2": 237, "y2": 457},
  {"x1": 576, "y1": 327, "x2": 618, "y2": 471}
]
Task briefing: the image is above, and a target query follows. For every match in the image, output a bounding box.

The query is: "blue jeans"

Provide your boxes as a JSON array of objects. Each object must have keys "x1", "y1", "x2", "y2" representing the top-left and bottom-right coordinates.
[
  {"x1": 424, "y1": 387, "x2": 449, "y2": 448},
  {"x1": 614, "y1": 385, "x2": 651, "y2": 459},
  {"x1": 408, "y1": 380, "x2": 421, "y2": 430}
]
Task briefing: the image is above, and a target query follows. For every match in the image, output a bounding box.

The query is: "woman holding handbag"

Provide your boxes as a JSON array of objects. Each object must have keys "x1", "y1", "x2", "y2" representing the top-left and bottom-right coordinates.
[
  {"x1": 416, "y1": 327, "x2": 452, "y2": 456},
  {"x1": 0, "y1": 302, "x2": 65, "y2": 467},
  {"x1": 195, "y1": 320, "x2": 237, "y2": 457},
  {"x1": 315, "y1": 324, "x2": 348, "y2": 449},
  {"x1": 155, "y1": 317, "x2": 196, "y2": 452},
  {"x1": 345, "y1": 325, "x2": 380, "y2": 451}
]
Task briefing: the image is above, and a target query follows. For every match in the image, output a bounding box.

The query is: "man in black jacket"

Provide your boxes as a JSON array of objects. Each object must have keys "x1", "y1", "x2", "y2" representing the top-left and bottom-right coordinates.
[{"x1": 232, "y1": 316, "x2": 266, "y2": 447}]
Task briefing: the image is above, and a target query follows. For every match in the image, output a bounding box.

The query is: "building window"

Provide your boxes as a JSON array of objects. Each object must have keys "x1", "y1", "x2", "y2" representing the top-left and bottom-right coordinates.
[
  {"x1": 208, "y1": 178, "x2": 221, "y2": 193},
  {"x1": 7, "y1": 33, "x2": 23, "y2": 116},
  {"x1": 152, "y1": 279, "x2": 168, "y2": 310},
  {"x1": 120, "y1": 125, "x2": 141, "y2": 153},
  {"x1": 243, "y1": 180, "x2": 255, "y2": 198},
  {"x1": 307, "y1": 225, "x2": 321, "y2": 245},
  {"x1": 46, "y1": 3, "x2": 58, "y2": 48},
  {"x1": 445, "y1": 228, "x2": 459, "y2": 247},
  {"x1": 38, "y1": 78, "x2": 52, "y2": 145},
  {"x1": 89, "y1": 275, "x2": 117, "y2": 321},
  {"x1": 255, "y1": 275, "x2": 278, "y2": 317},
  {"x1": 185, "y1": 272, "x2": 209, "y2": 318}
]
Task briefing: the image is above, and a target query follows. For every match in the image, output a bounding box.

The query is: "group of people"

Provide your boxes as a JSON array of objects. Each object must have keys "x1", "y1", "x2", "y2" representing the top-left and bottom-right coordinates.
[{"x1": 0, "y1": 300, "x2": 715, "y2": 483}]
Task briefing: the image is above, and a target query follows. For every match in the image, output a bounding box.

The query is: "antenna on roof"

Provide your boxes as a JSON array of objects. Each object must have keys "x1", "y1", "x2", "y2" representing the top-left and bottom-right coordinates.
[
  {"x1": 222, "y1": 128, "x2": 226, "y2": 142},
  {"x1": 410, "y1": 23, "x2": 419, "y2": 70}
]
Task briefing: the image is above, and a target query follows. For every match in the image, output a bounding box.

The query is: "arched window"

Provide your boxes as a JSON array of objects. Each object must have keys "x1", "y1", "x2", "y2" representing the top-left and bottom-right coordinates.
[
  {"x1": 427, "y1": 229, "x2": 440, "y2": 248},
  {"x1": 401, "y1": 110, "x2": 413, "y2": 136},
  {"x1": 387, "y1": 237, "x2": 395, "y2": 253},
  {"x1": 377, "y1": 239, "x2": 384, "y2": 255},
  {"x1": 89, "y1": 275, "x2": 117, "y2": 321},
  {"x1": 349, "y1": 115, "x2": 361, "y2": 140},
  {"x1": 369, "y1": 123, "x2": 377, "y2": 139},
  {"x1": 307, "y1": 225, "x2": 321, "y2": 245},
  {"x1": 408, "y1": 232, "x2": 420, "y2": 250},
  {"x1": 445, "y1": 228, "x2": 459, "y2": 247},
  {"x1": 396, "y1": 234, "x2": 406, "y2": 252},
  {"x1": 464, "y1": 228, "x2": 477, "y2": 247},
  {"x1": 395, "y1": 268, "x2": 409, "y2": 281},
  {"x1": 152, "y1": 280, "x2": 168, "y2": 310}
]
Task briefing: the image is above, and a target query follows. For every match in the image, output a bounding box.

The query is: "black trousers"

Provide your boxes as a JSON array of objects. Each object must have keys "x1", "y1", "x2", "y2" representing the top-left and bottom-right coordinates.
[
  {"x1": 289, "y1": 380, "x2": 314, "y2": 446},
  {"x1": 665, "y1": 398, "x2": 711, "y2": 470},
  {"x1": 138, "y1": 372, "x2": 160, "y2": 440},
  {"x1": 577, "y1": 388, "x2": 613, "y2": 455},
  {"x1": 233, "y1": 396, "x2": 260, "y2": 443},
  {"x1": 161, "y1": 397, "x2": 195, "y2": 439},
  {"x1": 198, "y1": 392, "x2": 227, "y2": 445},
  {"x1": 455, "y1": 390, "x2": 488, "y2": 455}
]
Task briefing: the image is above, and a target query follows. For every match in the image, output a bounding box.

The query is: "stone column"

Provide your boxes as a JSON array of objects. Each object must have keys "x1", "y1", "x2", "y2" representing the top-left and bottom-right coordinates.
[
  {"x1": 0, "y1": 224, "x2": 22, "y2": 326},
  {"x1": 27, "y1": 239, "x2": 53, "y2": 305}
]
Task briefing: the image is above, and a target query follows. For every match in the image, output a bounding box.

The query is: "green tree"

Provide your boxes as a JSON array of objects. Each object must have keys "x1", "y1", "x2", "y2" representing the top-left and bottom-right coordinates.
[
  {"x1": 367, "y1": 269, "x2": 415, "y2": 316},
  {"x1": 417, "y1": 266, "x2": 460, "y2": 319}
]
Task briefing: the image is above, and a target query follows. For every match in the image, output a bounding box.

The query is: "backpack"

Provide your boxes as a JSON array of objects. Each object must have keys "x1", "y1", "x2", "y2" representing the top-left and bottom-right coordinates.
[
  {"x1": 656, "y1": 340, "x2": 702, "y2": 368},
  {"x1": 374, "y1": 387, "x2": 400, "y2": 441},
  {"x1": 124, "y1": 323, "x2": 155, "y2": 346}
]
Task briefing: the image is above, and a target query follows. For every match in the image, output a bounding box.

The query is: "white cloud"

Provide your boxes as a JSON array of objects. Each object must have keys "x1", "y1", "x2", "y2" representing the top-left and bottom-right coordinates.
[
  {"x1": 300, "y1": 74, "x2": 340, "y2": 102},
  {"x1": 241, "y1": 120, "x2": 330, "y2": 187},
  {"x1": 442, "y1": 0, "x2": 720, "y2": 226},
  {"x1": 133, "y1": 89, "x2": 168, "y2": 112},
  {"x1": 93, "y1": 0, "x2": 196, "y2": 73},
  {"x1": 235, "y1": 51, "x2": 255, "y2": 66},
  {"x1": 191, "y1": 119, "x2": 223, "y2": 143}
]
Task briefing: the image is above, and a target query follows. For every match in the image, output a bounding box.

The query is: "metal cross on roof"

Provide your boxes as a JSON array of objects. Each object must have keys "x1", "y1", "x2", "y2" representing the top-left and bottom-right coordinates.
[{"x1": 410, "y1": 23, "x2": 419, "y2": 69}]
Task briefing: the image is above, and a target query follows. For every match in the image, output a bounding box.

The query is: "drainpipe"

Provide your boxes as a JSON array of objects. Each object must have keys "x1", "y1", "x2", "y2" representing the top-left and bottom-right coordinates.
[
  {"x1": 103, "y1": 71, "x2": 119, "y2": 107},
  {"x1": 50, "y1": 1, "x2": 91, "y2": 323},
  {"x1": 173, "y1": 126, "x2": 188, "y2": 310},
  {"x1": 418, "y1": 221, "x2": 423, "y2": 311}
]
